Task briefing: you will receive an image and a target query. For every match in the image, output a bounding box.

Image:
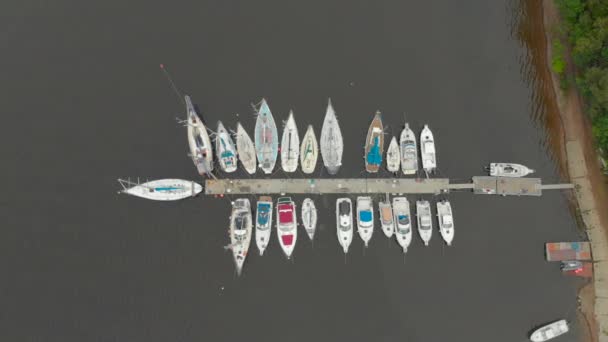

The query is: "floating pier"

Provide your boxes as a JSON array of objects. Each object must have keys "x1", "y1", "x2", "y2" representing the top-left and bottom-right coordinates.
[{"x1": 205, "y1": 176, "x2": 574, "y2": 196}]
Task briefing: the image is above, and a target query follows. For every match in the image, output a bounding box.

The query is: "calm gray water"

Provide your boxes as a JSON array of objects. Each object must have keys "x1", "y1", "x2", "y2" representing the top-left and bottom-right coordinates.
[{"x1": 2, "y1": 0, "x2": 583, "y2": 341}]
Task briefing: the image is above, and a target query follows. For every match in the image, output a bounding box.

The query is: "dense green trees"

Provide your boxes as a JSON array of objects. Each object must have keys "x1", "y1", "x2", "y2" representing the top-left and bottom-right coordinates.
[{"x1": 554, "y1": 0, "x2": 608, "y2": 159}]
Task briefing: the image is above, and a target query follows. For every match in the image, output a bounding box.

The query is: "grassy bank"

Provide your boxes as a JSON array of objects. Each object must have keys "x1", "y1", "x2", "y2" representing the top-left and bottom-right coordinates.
[{"x1": 552, "y1": 0, "x2": 608, "y2": 165}]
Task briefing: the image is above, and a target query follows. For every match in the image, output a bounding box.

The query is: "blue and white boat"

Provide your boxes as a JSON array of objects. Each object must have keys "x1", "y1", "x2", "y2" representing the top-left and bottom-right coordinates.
[
  {"x1": 117, "y1": 178, "x2": 202, "y2": 201},
  {"x1": 255, "y1": 196, "x2": 273, "y2": 256},
  {"x1": 216, "y1": 121, "x2": 238, "y2": 173},
  {"x1": 356, "y1": 196, "x2": 374, "y2": 247},
  {"x1": 365, "y1": 111, "x2": 384, "y2": 173},
  {"x1": 254, "y1": 98, "x2": 279, "y2": 174}
]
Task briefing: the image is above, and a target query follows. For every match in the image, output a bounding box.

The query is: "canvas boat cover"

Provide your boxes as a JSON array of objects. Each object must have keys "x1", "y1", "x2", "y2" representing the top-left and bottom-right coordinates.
[
  {"x1": 281, "y1": 234, "x2": 294, "y2": 246},
  {"x1": 257, "y1": 203, "x2": 271, "y2": 225},
  {"x1": 366, "y1": 136, "x2": 382, "y2": 165},
  {"x1": 278, "y1": 204, "x2": 294, "y2": 224},
  {"x1": 359, "y1": 210, "x2": 372, "y2": 222}
]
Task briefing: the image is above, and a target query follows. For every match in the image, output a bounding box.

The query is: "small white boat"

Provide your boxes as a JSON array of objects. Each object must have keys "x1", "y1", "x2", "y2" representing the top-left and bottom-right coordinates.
[
  {"x1": 416, "y1": 200, "x2": 433, "y2": 246},
  {"x1": 320, "y1": 99, "x2": 343, "y2": 175},
  {"x1": 400, "y1": 123, "x2": 418, "y2": 175},
  {"x1": 118, "y1": 178, "x2": 202, "y2": 201},
  {"x1": 530, "y1": 320, "x2": 569, "y2": 342},
  {"x1": 184, "y1": 95, "x2": 214, "y2": 175},
  {"x1": 378, "y1": 194, "x2": 394, "y2": 238},
  {"x1": 276, "y1": 197, "x2": 297, "y2": 259},
  {"x1": 301, "y1": 198, "x2": 317, "y2": 241},
  {"x1": 436, "y1": 200, "x2": 454, "y2": 246},
  {"x1": 229, "y1": 198, "x2": 252, "y2": 276},
  {"x1": 235, "y1": 122, "x2": 257, "y2": 174},
  {"x1": 420, "y1": 125, "x2": 436, "y2": 173},
  {"x1": 255, "y1": 196, "x2": 273, "y2": 256},
  {"x1": 336, "y1": 198, "x2": 354, "y2": 253},
  {"x1": 300, "y1": 125, "x2": 318, "y2": 174},
  {"x1": 280, "y1": 111, "x2": 300, "y2": 173},
  {"x1": 489, "y1": 163, "x2": 535, "y2": 177},
  {"x1": 216, "y1": 121, "x2": 238, "y2": 173},
  {"x1": 393, "y1": 197, "x2": 412, "y2": 253},
  {"x1": 356, "y1": 196, "x2": 374, "y2": 247},
  {"x1": 386, "y1": 137, "x2": 400, "y2": 173}
]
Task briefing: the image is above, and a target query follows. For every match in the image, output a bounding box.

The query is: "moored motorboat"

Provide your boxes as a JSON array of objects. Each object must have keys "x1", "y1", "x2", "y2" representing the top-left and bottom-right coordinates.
[
  {"x1": 216, "y1": 121, "x2": 238, "y2": 173},
  {"x1": 320, "y1": 99, "x2": 343, "y2": 175},
  {"x1": 378, "y1": 194, "x2": 394, "y2": 238},
  {"x1": 280, "y1": 111, "x2": 300, "y2": 172},
  {"x1": 276, "y1": 197, "x2": 297, "y2": 259},
  {"x1": 336, "y1": 198, "x2": 354, "y2": 253},
  {"x1": 400, "y1": 123, "x2": 418, "y2": 175},
  {"x1": 228, "y1": 198, "x2": 252, "y2": 276},
  {"x1": 364, "y1": 111, "x2": 384, "y2": 173},
  {"x1": 437, "y1": 199, "x2": 454, "y2": 246},
  {"x1": 301, "y1": 198, "x2": 317, "y2": 241},
  {"x1": 356, "y1": 196, "x2": 374, "y2": 247},
  {"x1": 489, "y1": 163, "x2": 535, "y2": 177},
  {"x1": 254, "y1": 98, "x2": 279, "y2": 174},
  {"x1": 393, "y1": 197, "x2": 412, "y2": 253},
  {"x1": 416, "y1": 200, "x2": 433, "y2": 246},
  {"x1": 117, "y1": 178, "x2": 202, "y2": 201},
  {"x1": 529, "y1": 320, "x2": 569, "y2": 342},
  {"x1": 300, "y1": 125, "x2": 318, "y2": 174},
  {"x1": 255, "y1": 196, "x2": 273, "y2": 256},
  {"x1": 235, "y1": 122, "x2": 257, "y2": 174},
  {"x1": 386, "y1": 136, "x2": 400, "y2": 173},
  {"x1": 420, "y1": 125, "x2": 436, "y2": 174},
  {"x1": 184, "y1": 95, "x2": 214, "y2": 176}
]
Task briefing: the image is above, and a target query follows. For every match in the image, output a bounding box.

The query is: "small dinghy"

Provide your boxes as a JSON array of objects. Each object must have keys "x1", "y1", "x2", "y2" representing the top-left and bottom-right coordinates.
[
  {"x1": 280, "y1": 111, "x2": 300, "y2": 172},
  {"x1": 356, "y1": 196, "x2": 374, "y2": 247},
  {"x1": 216, "y1": 121, "x2": 238, "y2": 173},
  {"x1": 254, "y1": 98, "x2": 279, "y2": 174},
  {"x1": 378, "y1": 194, "x2": 394, "y2": 238},
  {"x1": 530, "y1": 320, "x2": 569, "y2": 342},
  {"x1": 301, "y1": 198, "x2": 317, "y2": 241},
  {"x1": 255, "y1": 196, "x2": 273, "y2": 256},
  {"x1": 118, "y1": 179, "x2": 201, "y2": 201},
  {"x1": 276, "y1": 197, "x2": 297, "y2": 259},
  {"x1": 436, "y1": 200, "x2": 454, "y2": 246},
  {"x1": 416, "y1": 200, "x2": 433, "y2": 246},
  {"x1": 364, "y1": 112, "x2": 384, "y2": 173},
  {"x1": 300, "y1": 125, "x2": 318, "y2": 174},
  {"x1": 235, "y1": 122, "x2": 257, "y2": 174},
  {"x1": 400, "y1": 123, "x2": 418, "y2": 175},
  {"x1": 336, "y1": 198, "x2": 354, "y2": 254},
  {"x1": 184, "y1": 95, "x2": 214, "y2": 176},
  {"x1": 393, "y1": 197, "x2": 412, "y2": 253},
  {"x1": 420, "y1": 125, "x2": 436, "y2": 174},
  {"x1": 386, "y1": 136, "x2": 400, "y2": 173},
  {"x1": 489, "y1": 163, "x2": 535, "y2": 177},
  {"x1": 229, "y1": 198, "x2": 252, "y2": 276},
  {"x1": 320, "y1": 99, "x2": 343, "y2": 175}
]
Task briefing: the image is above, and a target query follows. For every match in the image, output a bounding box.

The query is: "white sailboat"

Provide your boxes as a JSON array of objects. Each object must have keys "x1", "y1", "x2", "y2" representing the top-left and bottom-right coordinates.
[
  {"x1": 530, "y1": 320, "x2": 569, "y2": 342},
  {"x1": 254, "y1": 98, "x2": 279, "y2": 174},
  {"x1": 320, "y1": 99, "x2": 343, "y2": 175},
  {"x1": 356, "y1": 196, "x2": 374, "y2": 247},
  {"x1": 216, "y1": 121, "x2": 238, "y2": 173},
  {"x1": 378, "y1": 194, "x2": 394, "y2": 238},
  {"x1": 416, "y1": 200, "x2": 433, "y2": 246},
  {"x1": 437, "y1": 200, "x2": 454, "y2": 246},
  {"x1": 184, "y1": 95, "x2": 214, "y2": 176},
  {"x1": 336, "y1": 198, "x2": 353, "y2": 254},
  {"x1": 420, "y1": 125, "x2": 436, "y2": 174},
  {"x1": 301, "y1": 198, "x2": 317, "y2": 241},
  {"x1": 386, "y1": 136, "x2": 400, "y2": 173},
  {"x1": 280, "y1": 111, "x2": 300, "y2": 172},
  {"x1": 489, "y1": 163, "x2": 535, "y2": 177},
  {"x1": 117, "y1": 179, "x2": 202, "y2": 201},
  {"x1": 229, "y1": 198, "x2": 252, "y2": 276},
  {"x1": 255, "y1": 196, "x2": 273, "y2": 256},
  {"x1": 400, "y1": 123, "x2": 418, "y2": 175},
  {"x1": 300, "y1": 125, "x2": 318, "y2": 174},
  {"x1": 276, "y1": 197, "x2": 297, "y2": 259},
  {"x1": 393, "y1": 197, "x2": 413, "y2": 253},
  {"x1": 235, "y1": 122, "x2": 257, "y2": 174}
]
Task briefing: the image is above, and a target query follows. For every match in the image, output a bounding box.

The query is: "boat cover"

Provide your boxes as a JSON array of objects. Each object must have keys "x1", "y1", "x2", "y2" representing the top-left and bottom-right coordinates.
[
  {"x1": 281, "y1": 234, "x2": 294, "y2": 246},
  {"x1": 366, "y1": 136, "x2": 382, "y2": 165},
  {"x1": 278, "y1": 204, "x2": 294, "y2": 223},
  {"x1": 359, "y1": 210, "x2": 372, "y2": 222},
  {"x1": 257, "y1": 203, "x2": 271, "y2": 225}
]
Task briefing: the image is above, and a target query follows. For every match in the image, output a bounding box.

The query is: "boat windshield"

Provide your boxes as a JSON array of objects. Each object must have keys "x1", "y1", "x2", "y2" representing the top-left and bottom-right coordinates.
[
  {"x1": 423, "y1": 142, "x2": 435, "y2": 153},
  {"x1": 397, "y1": 214, "x2": 410, "y2": 225},
  {"x1": 420, "y1": 216, "x2": 431, "y2": 229}
]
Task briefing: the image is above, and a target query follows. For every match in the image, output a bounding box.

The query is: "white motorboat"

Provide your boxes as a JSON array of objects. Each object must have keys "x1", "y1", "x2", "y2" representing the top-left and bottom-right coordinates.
[
  {"x1": 301, "y1": 198, "x2": 317, "y2": 241},
  {"x1": 386, "y1": 136, "x2": 400, "y2": 173},
  {"x1": 320, "y1": 99, "x2": 343, "y2": 175},
  {"x1": 117, "y1": 178, "x2": 202, "y2": 201},
  {"x1": 300, "y1": 125, "x2": 318, "y2": 174},
  {"x1": 400, "y1": 123, "x2": 418, "y2": 175},
  {"x1": 216, "y1": 121, "x2": 238, "y2": 173},
  {"x1": 280, "y1": 111, "x2": 300, "y2": 172},
  {"x1": 229, "y1": 198, "x2": 252, "y2": 276},
  {"x1": 235, "y1": 122, "x2": 257, "y2": 174},
  {"x1": 184, "y1": 95, "x2": 214, "y2": 175},
  {"x1": 489, "y1": 163, "x2": 535, "y2": 177},
  {"x1": 378, "y1": 194, "x2": 394, "y2": 238},
  {"x1": 393, "y1": 197, "x2": 412, "y2": 253},
  {"x1": 356, "y1": 196, "x2": 374, "y2": 247},
  {"x1": 420, "y1": 125, "x2": 436, "y2": 173},
  {"x1": 276, "y1": 197, "x2": 297, "y2": 259},
  {"x1": 416, "y1": 200, "x2": 433, "y2": 246},
  {"x1": 336, "y1": 198, "x2": 354, "y2": 253},
  {"x1": 255, "y1": 196, "x2": 273, "y2": 256},
  {"x1": 254, "y1": 98, "x2": 279, "y2": 174},
  {"x1": 436, "y1": 200, "x2": 454, "y2": 246},
  {"x1": 530, "y1": 320, "x2": 569, "y2": 342}
]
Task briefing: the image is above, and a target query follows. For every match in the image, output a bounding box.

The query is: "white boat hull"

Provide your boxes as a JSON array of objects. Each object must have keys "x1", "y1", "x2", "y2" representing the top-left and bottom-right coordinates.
[
  {"x1": 393, "y1": 197, "x2": 412, "y2": 253},
  {"x1": 386, "y1": 136, "x2": 400, "y2": 173},
  {"x1": 229, "y1": 199, "x2": 252, "y2": 276},
  {"x1": 336, "y1": 198, "x2": 353, "y2": 253},
  {"x1": 254, "y1": 99, "x2": 279, "y2": 174},
  {"x1": 235, "y1": 123, "x2": 257, "y2": 174},
  {"x1": 489, "y1": 163, "x2": 535, "y2": 177},
  {"x1": 320, "y1": 99, "x2": 343, "y2": 175},
  {"x1": 255, "y1": 197, "x2": 273, "y2": 256},
  {"x1": 280, "y1": 111, "x2": 300, "y2": 173},
  {"x1": 416, "y1": 200, "x2": 433, "y2": 246},
  {"x1": 530, "y1": 319, "x2": 569, "y2": 342},
  {"x1": 420, "y1": 125, "x2": 436, "y2": 173},
  {"x1": 300, "y1": 125, "x2": 318, "y2": 174},
  {"x1": 276, "y1": 197, "x2": 297, "y2": 259},
  {"x1": 437, "y1": 200, "x2": 454, "y2": 246},
  {"x1": 400, "y1": 123, "x2": 418, "y2": 175},
  {"x1": 378, "y1": 200, "x2": 394, "y2": 238},
  {"x1": 121, "y1": 179, "x2": 202, "y2": 201},
  {"x1": 301, "y1": 198, "x2": 317, "y2": 241},
  {"x1": 216, "y1": 121, "x2": 238, "y2": 173},
  {"x1": 356, "y1": 196, "x2": 374, "y2": 247}
]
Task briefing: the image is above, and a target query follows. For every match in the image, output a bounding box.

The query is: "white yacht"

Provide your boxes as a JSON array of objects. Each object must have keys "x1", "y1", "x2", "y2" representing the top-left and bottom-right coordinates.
[
  {"x1": 117, "y1": 179, "x2": 201, "y2": 201},
  {"x1": 393, "y1": 197, "x2": 413, "y2": 253},
  {"x1": 386, "y1": 136, "x2": 400, "y2": 173},
  {"x1": 420, "y1": 125, "x2": 436, "y2": 173},
  {"x1": 184, "y1": 95, "x2": 214, "y2": 176},
  {"x1": 489, "y1": 163, "x2": 535, "y2": 177},
  {"x1": 378, "y1": 194, "x2": 394, "y2": 238},
  {"x1": 336, "y1": 198, "x2": 354, "y2": 253},
  {"x1": 320, "y1": 99, "x2": 343, "y2": 175},
  {"x1": 276, "y1": 197, "x2": 297, "y2": 259},
  {"x1": 400, "y1": 123, "x2": 418, "y2": 175},
  {"x1": 235, "y1": 122, "x2": 257, "y2": 174},
  {"x1": 416, "y1": 200, "x2": 433, "y2": 246},
  {"x1": 280, "y1": 111, "x2": 300, "y2": 172},
  {"x1": 229, "y1": 198, "x2": 252, "y2": 276},
  {"x1": 530, "y1": 320, "x2": 569, "y2": 342},
  {"x1": 356, "y1": 196, "x2": 374, "y2": 247},
  {"x1": 436, "y1": 200, "x2": 454, "y2": 246},
  {"x1": 300, "y1": 125, "x2": 318, "y2": 174},
  {"x1": 216, "y1": 121, "x2": 238, "y2": 173},
  {"x1": 255, "y1": 196, "x2": 273, "y2": 256},
  {"x1": 301, "y1": 198, "x2": 317, "y2": 241}
]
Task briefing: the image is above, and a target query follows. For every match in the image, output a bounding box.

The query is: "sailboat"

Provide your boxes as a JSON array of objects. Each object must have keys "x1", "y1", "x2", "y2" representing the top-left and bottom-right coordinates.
[
  {"x1": 386, "y1": 136, "x2": 400, "y2": 173},
  {"x1": 300, "y1": 125, "x2": 318, "y2": 174},
  {"x1": 229, "y1": 198, "x2": 252, "y2": 276},
  {"x1": 365, "y1": 111, "x2": 384, "y2": 173},
  {"x1": 117, "y1": 178, "x2": 202, "y2": 201},
  {"x1": 255, "y1": 196, "x2": 273, "y2": 256},
  {"x1": 320, "y1": 99, "x2": 343, "y2": 175},
  {"x1": 235, "y1": 122, "x2": 257, "y2": 174},
  {"x1": 216, "y1": 121, "x2": 238, "y2": 173},
  {"x1": 420, "y1": 125, "x2": 436, "y2": 173},
  {"x1": 301, "y1": 198, "x2": 317, "y2": 241},
  {"x1": 400, "y1": 123, "x2": 418, "y2": 175},
  {"x1": 280, "y1": 111, "x2": 300, "y2": 172},
  {"x1": 184, "y1": 95, "x2": 214, "y2": 176},
  {"x1": 254, "y1": 98, "x2": 279, "y2": 174}
]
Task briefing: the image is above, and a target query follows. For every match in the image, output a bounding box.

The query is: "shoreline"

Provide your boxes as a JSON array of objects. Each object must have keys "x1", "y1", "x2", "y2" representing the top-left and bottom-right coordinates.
[{"x1": 540, "y1": 1, "x2": 608, "y2": 341}]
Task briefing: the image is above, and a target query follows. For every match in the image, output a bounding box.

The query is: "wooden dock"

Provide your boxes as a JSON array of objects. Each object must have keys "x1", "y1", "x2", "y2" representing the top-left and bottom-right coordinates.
[{"x1": 204, "y1": 176, "x2": 573, "y2": 196}]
